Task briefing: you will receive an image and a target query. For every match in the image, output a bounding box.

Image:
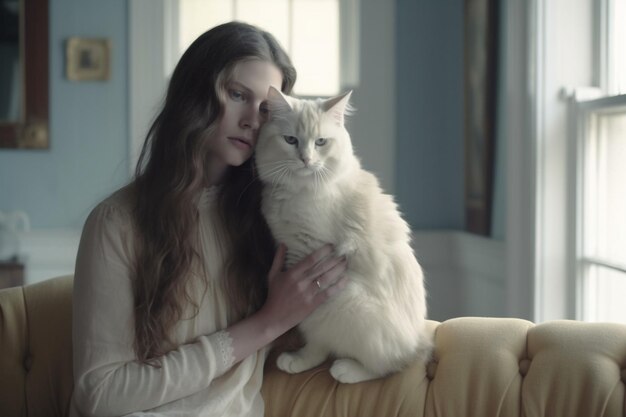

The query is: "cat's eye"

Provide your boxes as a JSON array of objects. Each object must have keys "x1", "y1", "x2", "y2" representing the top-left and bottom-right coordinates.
[
  {"x1": 283, "y1": 135, "x2": 298, "y2": 145},
  {"x1": 315, "y1": 138, "x2": 328, "y2": 146}
]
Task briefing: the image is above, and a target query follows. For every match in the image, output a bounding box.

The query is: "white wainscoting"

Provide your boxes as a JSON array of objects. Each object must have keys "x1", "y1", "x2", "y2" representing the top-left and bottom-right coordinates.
[
  {"x1": 412, "y1": 230, "x2": 506, "y2": 321},
  {"x1": 17, "y1": 229, "x2": 81, "y2": 285}
]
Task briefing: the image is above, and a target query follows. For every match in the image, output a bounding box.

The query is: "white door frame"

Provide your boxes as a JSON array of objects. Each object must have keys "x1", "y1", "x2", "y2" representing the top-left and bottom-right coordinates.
[{"x1": 128, "y1": 0, "x2": 178, "y2": 175}]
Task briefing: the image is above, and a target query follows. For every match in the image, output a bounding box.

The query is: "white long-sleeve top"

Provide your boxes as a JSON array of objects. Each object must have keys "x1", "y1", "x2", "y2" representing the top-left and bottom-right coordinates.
[{"x1": 70, "y1": 186, "x2": 267, "y2": 417}]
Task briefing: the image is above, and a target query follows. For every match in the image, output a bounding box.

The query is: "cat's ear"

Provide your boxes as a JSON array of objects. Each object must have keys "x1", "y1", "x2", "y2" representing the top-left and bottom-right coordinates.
[
  {"x1": 266, "y1": 86, "x2": 293, "y2": 120},
  {"x1": 322, "y1": 90, "x2": 354, "y2": 127}
]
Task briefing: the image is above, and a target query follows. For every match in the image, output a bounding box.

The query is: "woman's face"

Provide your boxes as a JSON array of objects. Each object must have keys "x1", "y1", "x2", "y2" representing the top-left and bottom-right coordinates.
[{"x1": 206, "y1": 59, "x2": 283, "y2": 182}]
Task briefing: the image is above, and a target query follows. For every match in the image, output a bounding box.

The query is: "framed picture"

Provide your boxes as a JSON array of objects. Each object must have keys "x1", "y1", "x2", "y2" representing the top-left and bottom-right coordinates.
[
  {"x1": 65, "y1": 37, "x2": 111, "y2": 81},
  {"x1": 463, "y1": 0, "x2": 499, "y2": 236}
]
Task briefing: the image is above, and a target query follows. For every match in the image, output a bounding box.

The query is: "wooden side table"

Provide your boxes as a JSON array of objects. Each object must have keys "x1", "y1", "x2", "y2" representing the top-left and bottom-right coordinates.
[{"x1": 0, "y1": 261, "x2": 25, "y2": 289}]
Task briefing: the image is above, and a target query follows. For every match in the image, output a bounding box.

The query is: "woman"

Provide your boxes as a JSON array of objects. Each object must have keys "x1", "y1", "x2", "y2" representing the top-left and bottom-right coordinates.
[{"x1": 71, "y1": 22, "x2": 348, "y2": 416}]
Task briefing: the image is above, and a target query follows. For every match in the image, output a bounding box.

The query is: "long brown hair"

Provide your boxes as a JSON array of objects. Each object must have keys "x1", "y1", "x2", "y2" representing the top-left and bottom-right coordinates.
[{"x1": 132, "y1": 22, "x2": 296, "y2": 364}]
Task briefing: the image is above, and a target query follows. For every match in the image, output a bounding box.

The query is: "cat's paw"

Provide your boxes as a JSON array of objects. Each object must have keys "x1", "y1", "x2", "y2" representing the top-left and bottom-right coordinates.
[
  {"x1": 277, "y1": 352, "x2": 318, "y2": 374},
  {"x1": 330, "y1": 358, "x2": 378, "y2": 384},
  {"x1": 277, "y1": 345, "x2": 328, "y2": 374},
  {"x1": 276, "y1": 352, "x2": 299, "y2": 374}
]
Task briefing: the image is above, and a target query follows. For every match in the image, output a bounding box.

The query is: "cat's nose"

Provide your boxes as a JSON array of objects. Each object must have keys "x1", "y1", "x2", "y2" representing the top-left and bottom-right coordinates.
[{"x1": 301, "y1": 157, "x2": 311, "y2": 166}]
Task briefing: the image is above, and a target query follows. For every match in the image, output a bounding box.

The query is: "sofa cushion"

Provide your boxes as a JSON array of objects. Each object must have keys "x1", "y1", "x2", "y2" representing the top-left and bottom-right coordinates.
[
  {"x1": 0, "y1": 284, "x2": 29, "y2": 416},
  {"x1": 0, "y1": 275, "x2": 74, "y2": 417}
]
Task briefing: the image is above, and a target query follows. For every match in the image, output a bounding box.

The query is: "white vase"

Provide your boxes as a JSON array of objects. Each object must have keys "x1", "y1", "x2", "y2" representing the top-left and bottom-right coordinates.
[{"x1": 0, "y1": 210, "x2": 31, "y2": 262}]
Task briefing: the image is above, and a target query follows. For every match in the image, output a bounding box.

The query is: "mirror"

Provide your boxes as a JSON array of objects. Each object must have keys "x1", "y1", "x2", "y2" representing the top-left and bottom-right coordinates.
[{"x1": 0, "y1": 0, "x2": 49, "y2": 149}]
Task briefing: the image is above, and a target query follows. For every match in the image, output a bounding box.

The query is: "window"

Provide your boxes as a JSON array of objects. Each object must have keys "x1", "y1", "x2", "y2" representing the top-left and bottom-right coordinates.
[
  {"x1": 128, "y1": 0, "x2": 360, "y2": 176},
  {"x1": 604, "y1": 0, "x2": 626, "y2": 95},
  {"x1": 574, "y1": 0, "x2": 626, "y2": 323},
  {"x1": 577, "y1": 99, "x2": 626, "y2": 322},
  {"x1": 524, "y1": 0, "x2": 626, "y2": 322},
  {"x1": 176, "y1": 0, "x2": 359, "y2": 96}
]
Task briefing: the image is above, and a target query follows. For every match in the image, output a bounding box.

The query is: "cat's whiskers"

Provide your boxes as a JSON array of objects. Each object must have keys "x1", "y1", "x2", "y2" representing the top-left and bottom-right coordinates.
[
  {"x1": 267, "y1": 163, "x2": 291, "y2": 200},
  {"x1": 267, "y1": 160, "x2": 297, "y2": 180},
  {"x1": 277, "y1": 167, "x2": 294, "y2": 199},
  {"x1": 273, "y1": 166, "x2": 290, "y2": 188},
  {"x1": 313, "y1": 170, "x2": 320, "y2": 196},
  {"x1": 256, "y1": 160, "x2": 289, "y2": 170},
  {"x1": 319, "y1": 165, "x2": 333, "y2": 188},
  {"x1": 263, "y1": 163, "x2": 289, "y2": 181},
  {"x1": 259, "y1": 163, "x2": 287, "y2": 183},
  {"x1": 266, "y1": 166, "x2": 284, "y2": 184},
  {"x1": 316, "y1": 166, "x2": 328, "y2": 194}
]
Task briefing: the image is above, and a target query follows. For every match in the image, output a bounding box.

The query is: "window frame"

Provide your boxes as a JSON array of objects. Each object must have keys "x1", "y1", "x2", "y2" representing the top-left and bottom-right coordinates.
[
  {"x1": 520, "y1": 0, "x2": 626, "y2": 323},
  {"x1": 573, "y1": 93, "x2": 626, "y2": 321}
]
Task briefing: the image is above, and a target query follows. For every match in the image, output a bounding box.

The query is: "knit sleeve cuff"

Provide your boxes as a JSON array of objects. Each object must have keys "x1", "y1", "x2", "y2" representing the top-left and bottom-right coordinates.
[{"x1": 214, "y1": 330, "x2": 235, "y2": 369}]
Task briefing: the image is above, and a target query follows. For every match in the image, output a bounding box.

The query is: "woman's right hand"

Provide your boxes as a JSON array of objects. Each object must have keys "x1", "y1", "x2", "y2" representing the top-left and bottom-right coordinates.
[{"x1": 260, "y1": 243, "x2": 349, "y2": 335}]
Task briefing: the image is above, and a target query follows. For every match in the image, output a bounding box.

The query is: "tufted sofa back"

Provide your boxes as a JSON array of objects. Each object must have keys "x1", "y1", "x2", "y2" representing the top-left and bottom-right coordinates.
[
  {"x1": 0, "y1": 275, "x2": 73, "y2": 416},
  {"x1": 1, "y1": 275, "x2": 626, "y2": 417},
  {"x1": 264, "y1": 318, "x2": 626, "y2": 417}
]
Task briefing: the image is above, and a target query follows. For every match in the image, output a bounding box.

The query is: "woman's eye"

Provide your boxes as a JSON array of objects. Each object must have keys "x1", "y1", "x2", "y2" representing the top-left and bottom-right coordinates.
[
  {"x1": 283, "y1": 135, "x2": 298, "y2": 145},
  {"x1": 315, "y1": 138, "x2": 327, "y2": 146},
  {"x1": 229, "y1": 89, "x2": 245, "y2": 101}
]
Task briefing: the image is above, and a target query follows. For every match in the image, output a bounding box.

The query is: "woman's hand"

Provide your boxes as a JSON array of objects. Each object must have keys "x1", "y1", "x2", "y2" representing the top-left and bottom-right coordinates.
[
  {"x1": 260, "y1": 243, "x2": 349, "y2": 335},
  {"x1": 227, "y1": 244, "x2": 348, "y2": 362}
]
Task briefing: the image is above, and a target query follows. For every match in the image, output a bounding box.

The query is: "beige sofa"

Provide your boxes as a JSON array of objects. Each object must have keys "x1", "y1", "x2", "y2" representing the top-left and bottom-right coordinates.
[{"x1": 1, "y1": 275, "x2": 625, "y2": 417}]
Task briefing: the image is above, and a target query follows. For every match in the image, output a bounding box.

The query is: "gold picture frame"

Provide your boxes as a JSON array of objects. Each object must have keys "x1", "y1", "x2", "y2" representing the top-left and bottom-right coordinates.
[{"x1": 65, "y1": 37, "x2": 111, "y2": 81}]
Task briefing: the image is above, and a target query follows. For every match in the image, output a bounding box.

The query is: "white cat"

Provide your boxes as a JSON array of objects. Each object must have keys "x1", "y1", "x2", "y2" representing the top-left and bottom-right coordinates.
[{"x1": 255, "y1": 87, "x2": 431, "y2": 384}]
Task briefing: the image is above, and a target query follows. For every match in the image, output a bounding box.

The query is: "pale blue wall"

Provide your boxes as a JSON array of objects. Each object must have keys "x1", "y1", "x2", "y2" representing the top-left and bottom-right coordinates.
[
  {"x1": 0, "y1": 0, "x2": 506, "y2": 234},
  {"x1": 395, "y1": 0, "x2": 465, "y2": 230},
  {"x1": 0, "y1": 0, "x2": 129, "y2": 229},
  {"x1": 395, "y1": 0, "x2": 507, "y2": 238}
]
